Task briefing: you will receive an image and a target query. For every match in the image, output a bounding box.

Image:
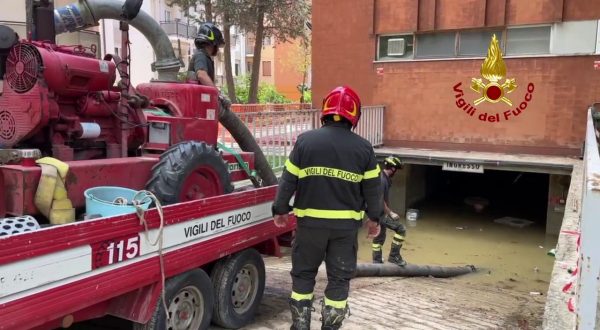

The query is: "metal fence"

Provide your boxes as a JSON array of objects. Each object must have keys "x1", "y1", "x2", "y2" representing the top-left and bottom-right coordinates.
[
  {"x1": 230, "y1": 103, "x2": 313, "y2": 113},
  {"x1": 218, "y1": 105, "x2": 385, "y2": 171},
  {"x1": 577, "y1": 107, "x2": 600, "y2": 329},
  {"x1": 355, "y1": 105, "x2": 385, "y2": 147}
]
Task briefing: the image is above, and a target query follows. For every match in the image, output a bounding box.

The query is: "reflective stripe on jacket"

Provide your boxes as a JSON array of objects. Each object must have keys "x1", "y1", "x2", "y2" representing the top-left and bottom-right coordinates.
[{"x1": 273, "y1": 122, "x2": 383, "y2": 229}]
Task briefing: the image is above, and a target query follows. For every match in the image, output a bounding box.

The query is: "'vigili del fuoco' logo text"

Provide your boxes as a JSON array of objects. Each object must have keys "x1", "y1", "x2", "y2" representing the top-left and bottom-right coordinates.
[{"x1": 452, "y1": 34, "x2": 535, "y2": 123}]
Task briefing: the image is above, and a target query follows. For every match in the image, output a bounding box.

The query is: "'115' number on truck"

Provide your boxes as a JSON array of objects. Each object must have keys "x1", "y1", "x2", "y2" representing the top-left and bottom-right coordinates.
[{"x1": 92, "y1": 235, "x2": 141, "y2": 269}]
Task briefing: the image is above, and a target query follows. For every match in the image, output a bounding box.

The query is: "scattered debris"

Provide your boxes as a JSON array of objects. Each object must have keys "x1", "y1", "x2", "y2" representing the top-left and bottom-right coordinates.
[
  {"x1": 494, "y1": 216, "x2": 534, "y2": 228},
  {"x1": 547, "y1": 248, "x2": 556, "y2": 257},
  {"x1": 456, "y1": 226, "x2": 465, "y2": 230},
  {"x1": 464, "y1": 196, "x2": 490, "y2": 213},
  {"x1": 406, "y1": 208, "x2": 420, "y2": 221},
  {"x1": 529, "y1": 292, "x2": 543, "y2": 296},
  {"x1": 538, "y1": 245, "x2": 544, "y2": 249}
]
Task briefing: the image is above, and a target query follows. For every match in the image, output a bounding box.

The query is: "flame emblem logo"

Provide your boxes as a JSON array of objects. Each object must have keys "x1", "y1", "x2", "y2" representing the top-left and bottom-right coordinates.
[{"x1": 470, "y1": 34, "x2": 517, "y2": 106}]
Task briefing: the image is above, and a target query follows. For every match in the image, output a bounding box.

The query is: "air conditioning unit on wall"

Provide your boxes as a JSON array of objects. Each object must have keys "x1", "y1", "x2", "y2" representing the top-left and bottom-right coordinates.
[{"x1": 387, "y1": 38, "x2": 406, "y2": 56}]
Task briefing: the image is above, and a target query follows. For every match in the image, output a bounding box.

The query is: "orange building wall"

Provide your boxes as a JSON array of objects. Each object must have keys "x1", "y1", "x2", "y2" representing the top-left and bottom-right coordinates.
[
  {"x1": 313, "y1": 0, "x2": 600, "y2": 156},
  {"x1": 259, "y1": 43, "x2": 275, "y2": 86},
  {"x1": 274, "y1": 40, "x2": 306, "y2": 102},
  {"x1": 373, "y1": 56, "x2": 600, "y2": 155},
  {"x1": 312, "y1": 0, "x2": 377, "y2": 108}
]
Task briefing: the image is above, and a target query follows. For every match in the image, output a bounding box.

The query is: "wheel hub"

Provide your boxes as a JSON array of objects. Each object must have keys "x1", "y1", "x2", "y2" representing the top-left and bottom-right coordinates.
[
  {"x1": 231, "y1": 265, "x2": 258, "y2": 312},
  {"x1": 180, "y1": 168, "x2": 221, "y2": 202},
  {"x1": 167, "y1": 286, "x2": 204, "y2": 330}
]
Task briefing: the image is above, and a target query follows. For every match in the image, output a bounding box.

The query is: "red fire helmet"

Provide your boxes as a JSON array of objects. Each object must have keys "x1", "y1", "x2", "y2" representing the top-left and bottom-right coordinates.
[{"x1": 320, "y1": 86, "x2": 362, "y2": 128}]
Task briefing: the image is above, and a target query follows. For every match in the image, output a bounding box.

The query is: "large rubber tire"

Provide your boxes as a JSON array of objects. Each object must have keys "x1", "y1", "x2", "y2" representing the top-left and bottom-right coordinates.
[
  {"x1": 134, "y1": 269, "x2": 214, "y2": 330},
  {"x1": 210, "y1": 249, "x2": 266, "y2": 329},
  {"x1": 146, "y1": 141, "x2": 233, "y2": 205}
]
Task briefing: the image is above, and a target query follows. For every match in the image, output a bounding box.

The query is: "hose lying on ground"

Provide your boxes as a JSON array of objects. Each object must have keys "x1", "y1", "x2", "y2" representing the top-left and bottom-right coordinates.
[{"x1": 354, "y1": 263, "x2": 477, "y2": 278}]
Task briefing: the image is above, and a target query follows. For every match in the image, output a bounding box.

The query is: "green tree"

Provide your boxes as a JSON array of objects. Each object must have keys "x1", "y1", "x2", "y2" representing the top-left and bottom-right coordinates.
[
  {"x1": 166, "y1": 0, "x2": 310, "y2": 104},
  {"x1": 282, "y1": 37, "x2": 311, "y2": 103},
  {"x1": 224, "y1": 74, "x2": 290, "y2": 104},
  {"x1": 234, "y1": 0, "x2": 310, "y2": 104},
  {"x1": 258, "y1": 83, "x2": 290, "y2": 104}
]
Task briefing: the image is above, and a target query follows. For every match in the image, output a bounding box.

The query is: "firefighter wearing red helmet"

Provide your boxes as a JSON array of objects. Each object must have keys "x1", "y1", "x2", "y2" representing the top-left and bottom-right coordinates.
[{"x1": 272, "y1": 86, "x2": 384, "y2": 330}]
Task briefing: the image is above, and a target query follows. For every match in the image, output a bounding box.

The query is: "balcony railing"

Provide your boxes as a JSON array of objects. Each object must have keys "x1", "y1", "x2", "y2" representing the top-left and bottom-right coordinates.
[{"x1": 160, "y1": 20, "x2": 197, "y2": 39}]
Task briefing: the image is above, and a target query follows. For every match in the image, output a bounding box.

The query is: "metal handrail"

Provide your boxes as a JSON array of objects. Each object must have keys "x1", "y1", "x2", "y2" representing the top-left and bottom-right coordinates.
[{"x1": 218, "y1": 106, "x2": 386, "y2": 170}]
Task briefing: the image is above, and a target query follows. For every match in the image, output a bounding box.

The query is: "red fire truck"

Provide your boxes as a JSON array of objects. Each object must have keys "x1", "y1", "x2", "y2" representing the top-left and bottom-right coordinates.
[
  {"x1": 0, "y1": 0, "x2": 295, "y2": 329},
  {"x1": 0, "y1": 186, "x2": 295, "y2": 330}
]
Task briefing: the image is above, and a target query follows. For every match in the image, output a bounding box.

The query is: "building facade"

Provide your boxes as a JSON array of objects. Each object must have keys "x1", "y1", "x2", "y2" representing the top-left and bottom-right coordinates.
[
  {"x1": 246, "y1": 34, "x2": 276, "y2": 86},
  {"x1": 100, "y1": 0, "x2": 249, "y2": 87},
  {"x1": 313, "y1": 0, "x2": 600, "y2": 156},
  {"x1": 275, "y1": 39, "x2": 311, "y2": 102},
  {"x1": 0, "y1": 0, "x2": 100, "y2": 57}
]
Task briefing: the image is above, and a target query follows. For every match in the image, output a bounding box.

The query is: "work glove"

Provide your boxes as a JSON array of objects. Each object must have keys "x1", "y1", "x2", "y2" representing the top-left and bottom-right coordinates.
[
  {"x1": 219, "y1": 93, "x2": 232, "y2": 110},
  {"x1": 389, "y1": 211, "x2": 401, "y2": 221}
]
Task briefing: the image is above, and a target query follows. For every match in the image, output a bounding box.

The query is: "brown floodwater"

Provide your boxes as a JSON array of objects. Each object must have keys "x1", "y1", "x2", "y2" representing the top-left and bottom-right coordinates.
[{"x1": 356, "y1": 200, "x2": 558, "y2": 294}]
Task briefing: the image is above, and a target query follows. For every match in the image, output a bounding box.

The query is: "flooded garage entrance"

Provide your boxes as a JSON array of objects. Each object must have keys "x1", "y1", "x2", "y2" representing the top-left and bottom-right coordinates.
[{"x1": 358, "y1": 158, "x2": 572, "y2": 295}]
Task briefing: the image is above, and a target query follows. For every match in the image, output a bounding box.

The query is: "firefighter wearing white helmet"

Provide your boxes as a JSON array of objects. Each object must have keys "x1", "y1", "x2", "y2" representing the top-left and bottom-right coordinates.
[{"x1": 372, "y1": 155, "x2": 408, "y2": 266}]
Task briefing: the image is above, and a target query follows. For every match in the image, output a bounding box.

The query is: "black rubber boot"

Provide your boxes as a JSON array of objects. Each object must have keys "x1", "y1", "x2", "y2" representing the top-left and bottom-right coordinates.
[
  {"x1": 289, "y1": 298, "x2": 314, "y2": 330},
  {"x1": 321, "y1": 300, "x2": 350, "y2": 330},
  {"x1": 372, "y1": 250, "x2": 383, "y2": 264},
  {"x1": 388, "y1": 243, "x2": 407, "y2": 267}
]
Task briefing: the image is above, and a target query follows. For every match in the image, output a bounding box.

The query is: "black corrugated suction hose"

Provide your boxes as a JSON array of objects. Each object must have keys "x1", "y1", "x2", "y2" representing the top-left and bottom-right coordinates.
[
  {"x1": 218, "y1": 102, "x2": 278, "y2": 187},
  {"x1": 354, "y1": 263, "x2": 477, "y2": 278}
]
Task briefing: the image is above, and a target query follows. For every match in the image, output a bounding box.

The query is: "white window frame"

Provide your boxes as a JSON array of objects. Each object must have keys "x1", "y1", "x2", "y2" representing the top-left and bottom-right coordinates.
[
  {"x1": 414, "y1": 31, "x2": 458, "y2": 59},
  {"x1": 373, "y1": 23, "x2": 599, "y2": 63},
  {"x1": 457, "y1": 29, "x2": 504, "y2": 57},
  {"x1": 505, "y1": 24, "x2": 552, "y2": 56}
]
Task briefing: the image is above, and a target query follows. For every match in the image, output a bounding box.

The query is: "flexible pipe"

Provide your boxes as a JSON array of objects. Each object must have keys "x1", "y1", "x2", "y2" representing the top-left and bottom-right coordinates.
[
  {"x1": 54, "y1": 0, "x2": 181, "y2": 80},
  {"x1": 354, "y1": 263, "x2": 477, "y2": 278}
]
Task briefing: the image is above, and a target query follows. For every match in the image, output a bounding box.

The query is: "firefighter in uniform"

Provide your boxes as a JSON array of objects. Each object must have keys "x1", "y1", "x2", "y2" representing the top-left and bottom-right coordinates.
[
  {"x1": 372, "y1": 156, "x2": 408, "y2": 266},
  {"x1": 272, "y1": 86, "x2": 383, "y2": 330},
  {"x1": 189, "y1": 22, "x2": 231, "y2": 109}
]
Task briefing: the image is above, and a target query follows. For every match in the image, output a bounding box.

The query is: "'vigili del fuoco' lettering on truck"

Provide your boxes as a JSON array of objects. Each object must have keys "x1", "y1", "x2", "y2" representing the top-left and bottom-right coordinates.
[{"x1": 184, "y1": 211, "x2": 252, "y2": 238}]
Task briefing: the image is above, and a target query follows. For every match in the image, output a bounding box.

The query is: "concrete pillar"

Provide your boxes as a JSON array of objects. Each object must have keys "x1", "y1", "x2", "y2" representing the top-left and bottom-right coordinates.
[
  {"x1": 546, "y1": 174, "x2": 570, "y2": 235},
  {"x1": 387, "y1": 164, "x2": 429, "y2": 218},
  {"x1": 389, "y1": 165, "x2": 408, "y2": 216},
  {"x1": 406, "y1": 164, "x2": 428, "y2": 209}
]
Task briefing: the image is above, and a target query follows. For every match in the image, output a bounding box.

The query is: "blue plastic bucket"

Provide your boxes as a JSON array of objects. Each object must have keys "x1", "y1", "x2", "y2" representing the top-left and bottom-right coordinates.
[{"x1": 84, "y1": 186, "x2": 151, "y2": 218}]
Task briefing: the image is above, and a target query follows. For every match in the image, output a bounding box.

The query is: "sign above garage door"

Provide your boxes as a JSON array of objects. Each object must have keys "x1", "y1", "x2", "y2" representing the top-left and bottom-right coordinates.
[{"x1": 442, "y1": 162, "x2": 484, "y2": 173}]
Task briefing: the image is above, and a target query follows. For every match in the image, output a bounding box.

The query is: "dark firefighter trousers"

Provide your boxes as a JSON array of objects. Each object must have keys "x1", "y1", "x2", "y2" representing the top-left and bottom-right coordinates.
[
  {"x1": 372, "y1": 215, "x2": 406, "y2": 252},
  {"x1": 290, "y1": 225, "x2": 358, "y2": 305}
]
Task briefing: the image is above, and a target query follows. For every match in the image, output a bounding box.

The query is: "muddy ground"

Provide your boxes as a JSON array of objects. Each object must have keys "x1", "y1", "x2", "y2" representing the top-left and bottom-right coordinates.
[
  {"x1": 77, "y1": 253, "x2": 545, "y2": 330},
  {"x1": 76, "y1": 199, "x2": 552, "y2": 329},
  {"x1": 224, "y1": 255, "x2": 546, "y2": 330}
]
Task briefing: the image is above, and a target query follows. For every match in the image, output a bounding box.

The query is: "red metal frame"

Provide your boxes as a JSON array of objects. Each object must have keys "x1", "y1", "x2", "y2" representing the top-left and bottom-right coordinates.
[
  {"x1": 0, "y1": 186, "x2": 295, "y2": 329},
  {"x1": 0, "y1": 152, "x2": 255, "y2": 216}
]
